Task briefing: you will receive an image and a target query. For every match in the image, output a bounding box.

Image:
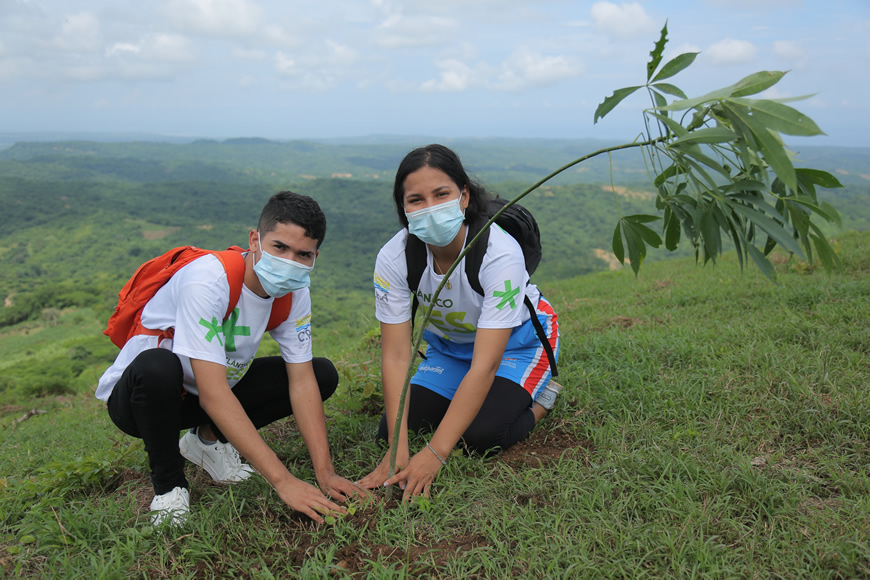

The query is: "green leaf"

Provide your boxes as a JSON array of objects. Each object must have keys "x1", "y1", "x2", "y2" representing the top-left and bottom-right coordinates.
[
  {"x1": 722, "y1": 102, "x2": 797, "y2": 191},
  {"x1": 624, "y1": 214, "x2": 662, "y2": 224},
  {"x1": 786, "y1": 196, "x2": 843, "y2": 227},
  {"x1": 621, "y1": 221, "x2": 647, "y2": 276},
  {"x1": 671, "y1": 127, "x2": 737, "y2": 146},
  {"x1": 652, "y1": 90, "x2": 667, "y2": 109},
  {"x1": 612, "y1": 222, "x2": 625, "y2": 264},
  {"x1": 796, "y1": 168, "x2": 844, "y2": 189},
  {"x1": 746, "y1": 243, "x2": 777, "y2": 281},
  {"x1": 665, "y1": 210, "x2": 681, "y2": 251},
  {"x1": 656, "y1": 71, "x2": 786, "y2": 112},
  {"x1": 728, "y1": 201, "x2": 805, "y2": 257},
  {"x1": 648, "y1": 112, "x2": 688, "y2": 138},
  {"x1": 731, "y1": 71, "x2": 786, "y2": 98},
  {"x1": 594, "y1": 86, "x2": 643, "y2": 124},
  {"x1": 631, "y1": 221, "x2": 663, "y2": 248},
  {"x1": 700, "y1": 210, "x2": 721, "y2": 262},
  {"x1": 647, "y1": 22, "x2": 668, "y2": 82},
  {"x1": 651, "y1": 82, "x2": 688, "y2": 99},
  {"x1": 811, "y1": 233, "x2": 838, "y2": 274},
  {"x1": 651, "y1": 52, "x2": 698, "y2": 83},
  {"x1": 733, "y1": 99, "x2": 824, "y2": 136}
]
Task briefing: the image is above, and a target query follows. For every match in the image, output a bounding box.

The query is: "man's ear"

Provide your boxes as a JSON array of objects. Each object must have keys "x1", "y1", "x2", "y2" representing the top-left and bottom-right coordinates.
[{"x1": 249, "y1": 229, "x2": 259, "y2": 252}]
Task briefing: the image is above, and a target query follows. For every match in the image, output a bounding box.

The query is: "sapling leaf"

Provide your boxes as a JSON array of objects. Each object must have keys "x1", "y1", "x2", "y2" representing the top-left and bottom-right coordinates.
[
  {"x1": 796, "y1": 168, "x2": 844, "y2": 189},
  {"x1": 722, "y1": 102, "x2": 797, "y2": 191},
  {"x1": 612, "y1": 222, "x2": 625, "y2": 264},
  {"x1": 665, "y1": 211, "x2": 681, "y2": 251},
  {"x1": 733, "y1": 99, "x2": 825, "y2": 136},
  {"x1": 651, "y1": 82, "x2": 688, "y2": 99},
  {"x1": 671, "y1": 126, "x2": 737, "y2": 145},
  {"x1": 652, "y1": 90, "x2": 668, "y2": 109},
  {"x1": 746, "y1": 243, "x2": 777, "y2": 281},
  {"x1": 656, "y1": 71, "x2": 785, "y2": 112},
  {"x1": 594, "y1": 86, "x2": 643, "y2": 124},
  {"x1": 727, "y1": 201, "x2": 805, "y2": 257},
  {"x1": 651, "y1": 52, "x2": 699, "y2": 83},
  {"x1": 647, "y1": 22, "x2": 668, "y2": 82},
  {"x1": 731, "y1": 71, "x2": 786, "y2": 98},
  {"x1": 622, "y1": 222, "x2": 646, "y2": 275},
  {"x1": 647, "y1": 112, "x2": 687, "y2": 138}
]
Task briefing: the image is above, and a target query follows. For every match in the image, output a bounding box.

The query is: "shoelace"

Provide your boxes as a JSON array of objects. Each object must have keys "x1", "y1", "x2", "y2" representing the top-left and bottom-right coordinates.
[{"x1": 220, "y1": 443, "x2": 244, "y2": 472}]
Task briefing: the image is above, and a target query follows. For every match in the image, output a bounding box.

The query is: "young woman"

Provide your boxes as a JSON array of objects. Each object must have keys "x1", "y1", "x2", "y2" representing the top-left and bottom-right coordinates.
[{"x1": 358, "y1": 144, "x2": 561, "y2": 500}]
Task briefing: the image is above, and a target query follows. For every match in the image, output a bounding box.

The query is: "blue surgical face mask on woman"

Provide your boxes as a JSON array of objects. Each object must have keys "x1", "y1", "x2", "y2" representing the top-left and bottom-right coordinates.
[
  {"x1": 405, "y1": 194, "x2": 466, "y2": 247},
  {"x1": 253, "y1": 232, "x2": 314, "y2": 297}
]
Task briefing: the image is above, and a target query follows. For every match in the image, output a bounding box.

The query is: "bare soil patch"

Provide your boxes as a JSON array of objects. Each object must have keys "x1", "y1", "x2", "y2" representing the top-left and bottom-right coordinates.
[{"x1": 498, "y1": 419, "x2": 594, "y2": 470}]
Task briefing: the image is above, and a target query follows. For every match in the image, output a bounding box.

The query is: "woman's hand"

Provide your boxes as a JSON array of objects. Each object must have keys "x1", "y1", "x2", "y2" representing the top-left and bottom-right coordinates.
[
  {"x1": 384, "y1": 446, "x2": 444, "y2": 502},
  {"x1": 357, "y1": 448, "x2": 409, "y2": 490}
]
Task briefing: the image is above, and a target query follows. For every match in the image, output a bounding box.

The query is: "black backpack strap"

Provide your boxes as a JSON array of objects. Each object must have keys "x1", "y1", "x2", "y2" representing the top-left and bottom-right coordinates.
[
  {"x1": 405, "y1": 233, "x2": 429, "y2": 359},
  {"x1": 524, "y1": 296, "x2": 559, "y2": 378},
  {"x1": 405, "y1": 233, "x2": 427, "y2": 324},
  {"x1": 464, "y1": 218, "x2": 489, "y2": 296}
]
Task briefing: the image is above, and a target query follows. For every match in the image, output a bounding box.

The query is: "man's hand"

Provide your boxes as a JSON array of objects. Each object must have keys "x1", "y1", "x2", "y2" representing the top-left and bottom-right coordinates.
[
  {"x1": 274, "y1": 476, "x2": 347, "y2": 524},
  {"x1": 316, "y1": 471, "x2": 373, "y2": 503}
]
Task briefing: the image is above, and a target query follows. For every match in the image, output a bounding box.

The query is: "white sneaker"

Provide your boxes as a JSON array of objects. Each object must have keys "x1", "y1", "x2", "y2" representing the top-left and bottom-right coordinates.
[
  {"x1": 150, "y1": 486, "x2": 189, "y2": 526},
  {"x1": 535, "y1": 380, "x2": 563, "y2": 411},
  {"x1": 179, "y1": 429, "x2": 253, "y2": 483}
]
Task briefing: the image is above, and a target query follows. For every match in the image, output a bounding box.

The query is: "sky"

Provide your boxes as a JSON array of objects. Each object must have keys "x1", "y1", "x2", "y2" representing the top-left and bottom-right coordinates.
[{"x1": 1, "y1": 0, "x2": 868, "y2": 146}]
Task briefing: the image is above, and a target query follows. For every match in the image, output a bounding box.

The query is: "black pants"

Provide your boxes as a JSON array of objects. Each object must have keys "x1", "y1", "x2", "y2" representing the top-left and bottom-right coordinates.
[
  {"x1": 376, "y1": 376, "x2": 535, "y2": 455},
  {"x1": 106, "y1": 348, "x2": 338, "y2": 495}
]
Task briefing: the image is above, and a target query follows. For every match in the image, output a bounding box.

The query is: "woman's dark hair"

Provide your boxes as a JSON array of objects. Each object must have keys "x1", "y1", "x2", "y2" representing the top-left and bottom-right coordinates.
[
  {"x1": 392, "y1": 144, "x2": 490, "y2": 228},
  {"x1": 258, "y1": 191, "x2": 327, "y2": 248}
]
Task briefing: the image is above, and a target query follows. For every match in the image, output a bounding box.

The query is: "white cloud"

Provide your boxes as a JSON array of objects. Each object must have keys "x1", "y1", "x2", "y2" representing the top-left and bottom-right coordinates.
[
  {"x1": 494, "y1": 47, "x2": 583, "y2": 91},
  {"x1": 374, "y1": 13, "x2": 457, "y2": 48},
  {"x1": 273, "y1": 40, "x2": 359, "y2": 90},
  {"x1": 420, "y1": 59, "x2": 471, "y2": 92},
  {"x1": 106, "y1": 34, "x2": 194, "y2": 63},
  {"x1": 162, "y1": 0, "x2": 263, "y2": 37},
  {"x1": 707, "y1": 38, "x2": 757, "y2": 65},
  {"x1": 106, "y1": 43, "x2": 141, "y2": 57},
  {"x1": 233, "y1": 48, "x2": 267, "y2": 60},
  {"x1": 53, "y1": 12, "x2": 102, "y2": 52},
  {"x1": 590, "y1": 2, "x2": 656, "y2": 40},
  {"x1": 262, "y1": 25, "x2": 302, "y2": 50},
  {"x1": 237, "y1": 74, "x2": 256, "y2": 89},
  {"x1": 774, "y1": 40, "x2": 804, "y2": 61}
]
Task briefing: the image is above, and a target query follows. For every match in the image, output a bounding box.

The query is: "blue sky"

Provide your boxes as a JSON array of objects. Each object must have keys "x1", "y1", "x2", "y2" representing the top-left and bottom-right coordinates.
[{"x1": 1, "y1": 0, "x2": 867, "y2": 145}]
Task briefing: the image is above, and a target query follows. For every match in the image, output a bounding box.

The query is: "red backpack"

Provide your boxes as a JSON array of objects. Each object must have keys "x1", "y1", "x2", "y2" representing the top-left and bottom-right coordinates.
[{"x1": 104, "y1": 245, "x2": 292, "y2": 349}]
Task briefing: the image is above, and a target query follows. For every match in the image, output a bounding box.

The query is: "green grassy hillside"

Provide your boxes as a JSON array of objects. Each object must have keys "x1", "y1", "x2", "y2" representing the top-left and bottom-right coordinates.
[{"x1": 2, "y1": 231, "x2": 870, "y2": 577}]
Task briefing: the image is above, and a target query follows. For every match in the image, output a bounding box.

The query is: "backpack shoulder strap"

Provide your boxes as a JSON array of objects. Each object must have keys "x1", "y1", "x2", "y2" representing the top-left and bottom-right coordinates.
[
  {"x1": 464, "y1": 218, "x2": 490, "y2": 297},
  {"x1": 405, "y1": 233, "x2": 428, "y2": 324},
  {"x1": 212, "y1": 247, "x2": 248, "y2": 322},
  {"x1": 266, "y1": 295, "x2": 293, "y2": 331}
]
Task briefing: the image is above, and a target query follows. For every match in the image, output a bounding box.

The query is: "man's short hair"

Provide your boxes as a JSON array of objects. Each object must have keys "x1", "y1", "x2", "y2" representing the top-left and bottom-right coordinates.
[{"x1": 258, "y1": 191, "x2": 327, "y2": 248}]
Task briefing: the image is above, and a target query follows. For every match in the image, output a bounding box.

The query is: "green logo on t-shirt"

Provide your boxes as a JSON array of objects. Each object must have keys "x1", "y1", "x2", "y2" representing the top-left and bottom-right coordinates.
[
  {"x1": 493, "y1": 280, "x2": 519, "y2": 310},
  {"x1": 199, "y1": 308, "x2": 251, "y2": 352}
]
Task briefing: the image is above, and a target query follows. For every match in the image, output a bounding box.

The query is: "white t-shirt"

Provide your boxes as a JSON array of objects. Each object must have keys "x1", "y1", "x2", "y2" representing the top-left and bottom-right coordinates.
[
  {"x1": 95, "y1": 254, "x2": 313, "y2": 401},
  {"x1": 373, "y1": 226, "x2": 541, "y2": 344}
]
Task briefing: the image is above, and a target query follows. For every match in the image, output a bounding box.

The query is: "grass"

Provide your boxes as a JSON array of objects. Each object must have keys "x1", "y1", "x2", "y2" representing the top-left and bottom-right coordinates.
[{"x1": 2, "y1": 231, "x2": 870, "y2": 578}]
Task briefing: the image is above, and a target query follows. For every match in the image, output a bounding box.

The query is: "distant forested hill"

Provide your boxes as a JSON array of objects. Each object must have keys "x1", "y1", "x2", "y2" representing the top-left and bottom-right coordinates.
[{"x1": 1, "y1": 138, "x2": 867, "y2": 342}]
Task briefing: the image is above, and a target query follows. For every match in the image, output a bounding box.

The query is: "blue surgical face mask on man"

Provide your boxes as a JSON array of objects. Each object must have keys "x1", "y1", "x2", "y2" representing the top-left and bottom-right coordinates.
[
  {"x1": 253, "y1": 232, "x2": 314, "y2": 297},
  {"x1": 405, "y1": 194, "x2": 466, "y2": 247}
]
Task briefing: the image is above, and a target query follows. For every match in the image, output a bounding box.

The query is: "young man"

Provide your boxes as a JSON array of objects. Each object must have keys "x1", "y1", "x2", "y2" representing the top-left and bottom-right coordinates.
[{"x1": 96, "y1": 191, "x2": 366, "y2": 525}]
